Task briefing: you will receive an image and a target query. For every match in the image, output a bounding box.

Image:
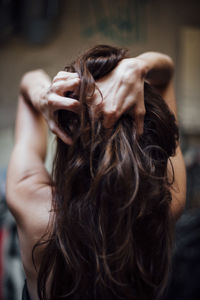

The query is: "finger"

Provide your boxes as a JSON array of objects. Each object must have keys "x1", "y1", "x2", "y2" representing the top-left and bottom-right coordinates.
[
  {"x1": 101, "y1": 97, "x2": 119, "y2": 128},
  {"x1": 49, "y1": 121, "x2": 73, "y2": 145},
  {"x1": 51, "y1": 78, "x2": 80, "y2": 95},
  {"x1": 103, "y1": 110, "x2": 118, "y2": 129},
  {"x1": 134, "y1": 105, "x2": 146, "y2": 136},
  {"x1": 101, "y1": 84, "x2": 132, "y2": 125},
  {"x1": 48, "y1": 93, "x2": 80, "y2": 113},
  {"x1": 53, "y1": 72, "x2": 79, "y2": 83},
  {"x1": 135, "y1": 114, "x2": 144, "y2": 136},
  {"x1": 102, "y1": 93, "x2": 134, "y2": 128}
]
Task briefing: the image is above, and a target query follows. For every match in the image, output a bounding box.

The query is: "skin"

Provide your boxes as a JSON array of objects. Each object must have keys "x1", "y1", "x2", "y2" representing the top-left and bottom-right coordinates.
[{"x1": 6, "y1": 52, "x2": 186, "y2": 300}]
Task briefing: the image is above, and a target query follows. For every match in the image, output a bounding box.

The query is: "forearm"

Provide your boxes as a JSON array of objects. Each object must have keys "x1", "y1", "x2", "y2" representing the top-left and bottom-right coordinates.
[
  {"x1": 136, "y1": 52, "x2": 174, "y2": 88},
  {"x1": 7, "y1": 90, "x2": 51, "y2": 224},
  {"x1": 169, "y1": 145, "x2": 186, "y2": 221},
  {"x1": 15, "y1": 95, "x2": 48, "y2": 161},
  {"x1": 136, "y1": 52, "x2": 177, "y2": 119},
  {"x1": 15, "y1": 70, "x2": 51, "y2": 160}
]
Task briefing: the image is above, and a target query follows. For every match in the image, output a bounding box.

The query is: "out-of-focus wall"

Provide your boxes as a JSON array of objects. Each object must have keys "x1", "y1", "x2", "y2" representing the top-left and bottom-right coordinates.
[{"x1": 179, "y1": 27, "x2": 200, "y2": 134}]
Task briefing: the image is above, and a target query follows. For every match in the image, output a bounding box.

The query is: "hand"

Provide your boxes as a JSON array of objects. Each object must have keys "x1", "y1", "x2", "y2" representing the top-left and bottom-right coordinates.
[
  {"x1": 94, "y1": 58, "x2": 147, "y2": 135},
  {"x1": 39, "y1": 71, "x2": 80, "y2": 144}
]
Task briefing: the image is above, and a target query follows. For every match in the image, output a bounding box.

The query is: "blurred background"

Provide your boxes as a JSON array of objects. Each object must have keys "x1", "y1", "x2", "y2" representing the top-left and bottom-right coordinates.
[{"x1": 0, "y1": 0, "x2": 200, "y2": 299}]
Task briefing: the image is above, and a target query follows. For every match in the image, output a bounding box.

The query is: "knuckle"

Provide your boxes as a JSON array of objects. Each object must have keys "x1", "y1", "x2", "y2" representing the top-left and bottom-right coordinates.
[
  {"x1": 121, "y1": 72, "x2": 132, "y2": 85},
  {"x1": 52, "y1": 82, "x2": 61, "y2": 93},
  {"x1": 140, "y1": 109, "x2": 146, "y2": 117},
  {"x1": 50, "y1": 100, "x2": 57, "y2": 107},
  {"x1": 68, "y1": 78, "x2": 79, "y2": 89},
  {"x1": 70, "y1": 100, "x2": 79, "y2": 109},
  {"x1": 138, "y1": 127, "x2": 144, "y2": 136},
  {"x1": 133, "y1": 67, "x2": 141, "y2": 78},
  {"x1": 52, "y1": 75, "x2": 59, "y2": 83},
  {"x1": 104, "y1": 107, "x2": 117, "y2": 118},
  {"x1": 136, "y1": 106, "x2": 146, "y2": 117},
  {"x1": 47, "y1": 93, "x2": 55, "y2": 106},
  {"x1": 47, "y1": 85, "x2": 53, "y2": 94},
  {"x1": 53, "y1": 71, "x2": 67, "y2": 82},
  {"x1": 47, "y1": 92, "x2": 53, "y2": 101},
  {"x1": 74, "y1": 78, "x2": 80, "y2": 85},
  {"x1": 58, "y1": 71, "x2": 67, "y2": 76}
]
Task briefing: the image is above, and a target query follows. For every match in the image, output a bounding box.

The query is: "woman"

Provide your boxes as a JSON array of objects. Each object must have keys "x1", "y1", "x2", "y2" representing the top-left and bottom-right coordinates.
[{"x1": 6, "y1": 45, "x2": 186, "y2": 300}]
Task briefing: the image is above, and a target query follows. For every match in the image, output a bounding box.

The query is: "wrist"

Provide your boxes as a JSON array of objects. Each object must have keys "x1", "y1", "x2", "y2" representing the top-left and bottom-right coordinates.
[
  {"x1": 136, "y1": 52, "x2": 174, "y2": 86},
  {"x1": 31, "y1": 85, "x2": 47, "y2": 112},
  {"x1": 20, "y1": 70, "x2": 51, "y2": 111},
  {"x1": 115, "y1": 58, "x2": 148, "y2": 84}
]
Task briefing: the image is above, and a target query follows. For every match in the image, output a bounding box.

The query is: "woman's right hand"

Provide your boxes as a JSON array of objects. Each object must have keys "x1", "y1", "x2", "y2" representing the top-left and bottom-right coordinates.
[
  {"x1": 21, "y1": 70, "x2": 80, "y2": 144},
  {"x1": 39, "y1": 71, "x2": 80, "y2": 144}
]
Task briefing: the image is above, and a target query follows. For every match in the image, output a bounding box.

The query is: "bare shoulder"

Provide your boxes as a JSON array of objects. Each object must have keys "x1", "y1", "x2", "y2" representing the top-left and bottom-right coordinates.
[
  {"x1": 6, "y1": 162, "x2": 52, "y2": 234},
  {"x1": 6, "y1": 144, "x2": 53, "y2": 255},
  {"x1": 6, "y1": 166, "x2": 53, "y2": 279}
]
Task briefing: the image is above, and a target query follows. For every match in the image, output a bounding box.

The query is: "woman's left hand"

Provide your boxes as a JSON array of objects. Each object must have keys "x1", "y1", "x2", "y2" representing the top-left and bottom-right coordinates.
[{"x1": 94, "y1": 58, "x2": 147, "y2": 135}]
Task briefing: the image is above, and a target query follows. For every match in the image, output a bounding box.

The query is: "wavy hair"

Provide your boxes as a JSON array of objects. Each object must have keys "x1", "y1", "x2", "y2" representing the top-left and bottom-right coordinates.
[{"x1": 35, "y1": 45, "x2": 179, "y2": 300}]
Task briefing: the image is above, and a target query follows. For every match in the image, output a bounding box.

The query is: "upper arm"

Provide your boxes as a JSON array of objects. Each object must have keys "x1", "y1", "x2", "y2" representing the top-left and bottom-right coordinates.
[
  {"x1": 156, "y1": 81, "x2": 186, "y2": 220},
  {"x1": 168, "y1": 145, "x2": 186, "y2": 220},
  {"x1": 6, "y1": 143, "x2": 52, "y2": 228},
  {"x1": 6, "y1": 93, "x2": 51, "y2": 233}
]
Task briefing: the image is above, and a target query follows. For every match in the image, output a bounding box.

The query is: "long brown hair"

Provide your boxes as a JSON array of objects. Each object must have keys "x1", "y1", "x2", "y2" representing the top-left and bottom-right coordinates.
[{"x1": 35, "y1": 45, "x2": 179, "y2": 300}]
